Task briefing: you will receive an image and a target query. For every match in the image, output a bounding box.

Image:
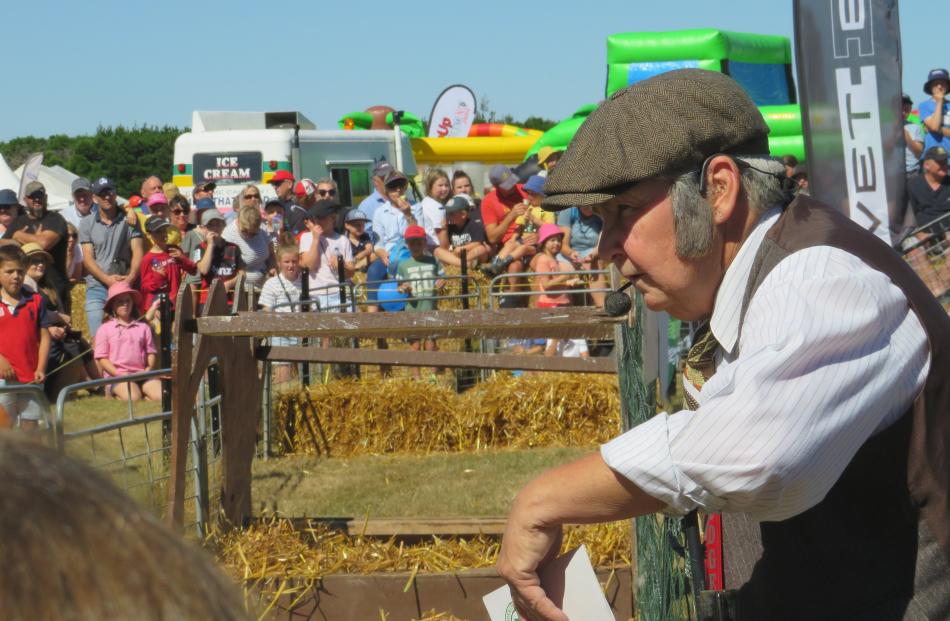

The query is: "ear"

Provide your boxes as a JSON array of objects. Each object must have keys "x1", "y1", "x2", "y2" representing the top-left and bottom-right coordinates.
[{"x1": 703, "y1": 155, "x2": 743, "y2": 225}]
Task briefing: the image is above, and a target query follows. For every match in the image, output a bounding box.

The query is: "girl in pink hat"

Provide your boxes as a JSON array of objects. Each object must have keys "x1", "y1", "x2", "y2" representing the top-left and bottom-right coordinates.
[
  {"x1": 530, "y1": 223, "x2": 581, "y2": 309},
  {"x1": 93, "y1": 282, "x2": 161, "y2": 401}
]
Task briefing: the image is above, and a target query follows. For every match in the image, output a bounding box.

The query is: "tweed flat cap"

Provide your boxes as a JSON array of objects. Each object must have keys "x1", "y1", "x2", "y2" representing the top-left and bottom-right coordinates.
[{"x1": 542, "y1": 69, "x2": 770, "y2": 209}]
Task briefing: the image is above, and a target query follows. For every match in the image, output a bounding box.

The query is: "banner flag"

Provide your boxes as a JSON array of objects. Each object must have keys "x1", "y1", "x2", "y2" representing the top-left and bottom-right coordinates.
[
  {"x1": 793, "y1": 0, "x2": 904, "y2": 245},
  {"x1": 17, "y1": 152, "x2": 44, "y2": 205},
  {"x1": 427, "y1": 85, "x2": 477, "y2": 138}
]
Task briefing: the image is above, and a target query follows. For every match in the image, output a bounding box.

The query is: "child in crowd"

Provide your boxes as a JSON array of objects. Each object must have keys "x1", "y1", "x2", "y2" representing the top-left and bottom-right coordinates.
[
  {"x1": 343, "y1": 209, "x2": 376, "y2": 271},
  {"x1": 397, "y1": 226, "x2": 444, "y2": 376},
  {"x1": 263, "y1": 199, "x2": 285, "y2": 254},
  {"x1": 434, "y1": 194, "x2": 490, "y2": 268},
  {"x1": 299, "y1": 201, "x2": 354, "y2": 313},
  {"x1": 478, "y1": 176, "x2": 552, "y2": 279},
  {"x1": 196, "y1": 209, "x2": 245, "y2": 307},
  {"x1": 545, "y1": 338, "x2": 590, "y2": 359},
  {"x1": 419, "y1": 168, "x2": 450, "y2": 249},
  {"x1": 94, "y1": 282, "x2": 160, "y2": 402},
  {"x1": 259, "y1": 242, "x2": 303, "y2": 385},
  {"x1": 0, "y1": 245, "x2": 51, "y2": 430},
  {"x1": 65, "y1": 222, "x2": 83, "y2": 282},
  {"x1": 139, "y1": 216, "x2": 198, "y2": 315},
  {"x1": 530, "y1": 224, "x2": 580, "y2": 308},
  {"x1": 23, "y1": 243, "x2": 98, "y2": 400}
]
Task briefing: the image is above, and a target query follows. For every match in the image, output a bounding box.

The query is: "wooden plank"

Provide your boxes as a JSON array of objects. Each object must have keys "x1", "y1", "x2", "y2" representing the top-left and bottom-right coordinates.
[
  {"x1": 198, "y1": 306, "x2": 621, "y2": 340},
  {"x1": 167, "y1": 281, "x2": 196, "y2": 528},
  {"x1": 219, "y1": 284, "x2": 263, "y2": 527},
  {"x1": 261, "y1": 566, "x2": 633, "y2": 621},
  {"x1": 257, "y1": 346, "x2": 618, "y2": 373},
  {"x1": 247, "y1": 516, "x2": 510, "y2": 537}
]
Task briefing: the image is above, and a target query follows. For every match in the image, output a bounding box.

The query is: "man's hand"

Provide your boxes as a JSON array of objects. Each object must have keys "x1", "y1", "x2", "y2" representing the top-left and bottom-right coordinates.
[
  {"x1": 106, "y1": 274, "x2": 124, "y2": 286},
  {"x1": 0, "y1": 356, "x2": 14, "y2": 381},
  {"x1": 934, "y1": 82, "x2": 947, "y2": 102},
  {"x1": 510, "y1": 203, "x2": 529, "y2": 219},
  {"x1": 497, "y1": 506, "x2": 568, "y2": 621},
  {"x1": 48, "y1": 326, "x2": 67, "y2": 341}
]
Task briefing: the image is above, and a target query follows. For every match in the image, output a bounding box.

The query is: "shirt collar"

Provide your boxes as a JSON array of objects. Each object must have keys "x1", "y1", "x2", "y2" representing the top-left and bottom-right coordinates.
[{"x1": 709, "y1": 207, "x2": 782, "y2": 355}]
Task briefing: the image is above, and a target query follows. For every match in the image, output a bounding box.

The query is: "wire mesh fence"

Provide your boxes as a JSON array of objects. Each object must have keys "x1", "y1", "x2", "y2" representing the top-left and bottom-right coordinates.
[{"x1": 53, "y1": 367, "x2": 223, "y2": 538}]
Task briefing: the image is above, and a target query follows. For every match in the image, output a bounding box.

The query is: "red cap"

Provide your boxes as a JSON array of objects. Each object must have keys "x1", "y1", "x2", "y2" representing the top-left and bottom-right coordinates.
[
  {"x1": 270, "y1": 170, "x2": 295, "y2": 184},
  {"x1": 294, "y1": 178, "x2": 316, "y2": 197},
  {"x1": 404, "y1": 225, "x2": 427, "y2": 240},
  {"x1": 128, "y1": 195, "x2": 143, "y2": 209}
]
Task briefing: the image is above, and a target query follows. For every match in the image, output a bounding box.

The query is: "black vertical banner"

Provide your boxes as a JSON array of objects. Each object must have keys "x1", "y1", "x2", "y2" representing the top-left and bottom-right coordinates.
[{"x1": 794, "y1": 0, "x2": 905, "y2": 245}]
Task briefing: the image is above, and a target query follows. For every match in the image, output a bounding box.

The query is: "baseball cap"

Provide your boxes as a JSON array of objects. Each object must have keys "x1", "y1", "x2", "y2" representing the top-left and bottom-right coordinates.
[
  {"x1": 91, "y1": 177, "x2": 116, "y2": 194},
  {"x1": 269, "y1": 170, "x2": 294, "y2": 184},
  {"x1": 264, "y1": 199, "x2": 284, "y2": 212},
  {"x1": 0, "y1": 189, "x2": 18, "y2": 206},
  {"x1": 542, "y1": 69, "x2": 770, "y2": 210},
  {"x1": 194, "y1": 180, "x2": 217, "y2": 193},
  {"x1": 383, "y1": 169, "x2": 408, "y2": 187},
  {"x1": 25, "y1": 181, "x2": 46, "y2": 197},
  {"x1": 194, "y1": 198, "x2": 216, "y2": 212},
  {"x1": 344, "y1": 209, "x2": 369, "y2": 222},
  {"x1": 71, "y1": 177, "x2": 92, "y2": 194},
  {"x1": 444, "y1": 194, "x2": 474, "y2": 215},
  {"x1": 145, "y1": 215, "x2": 171, "y2": 234},
  {"x1": 200, "y1": 208, "x2": 226, "y2": 226},
  {"x1": 309, "y1": 198, "x2": 341, "y2": 220},
  {"x1": 295, "y1": 178, "x2": 317, "y2": 197},
  {"x1": 372, "y1": 161, "x2": 394, "y2": 178},
  {"x1": 536, "y1": 146, "x2": 562, "y2": 166},
  {"x1": 404, "y1": 225, "x2": 427, "y2": 240},
  {"x1": 489, "y1": 165, "x2": 519, "y2": 191},
  {"x1": 146, "y1": 192, "x2": 168, "y2": 211},
  {"x1": 523, "y1": 175, "x2": 546, "y2": 196},
  {"x1": 924, "y1": 68, "x2": 950, "y2": 94},
  {"x1": 924, "y1": 146, "x2": 949, "y2": 162}
]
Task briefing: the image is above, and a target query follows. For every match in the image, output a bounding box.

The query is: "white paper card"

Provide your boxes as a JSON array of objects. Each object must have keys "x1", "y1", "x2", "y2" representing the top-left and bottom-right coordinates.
[{"x1": 482, "y1": 545, "x2": 614, "y2": 621}]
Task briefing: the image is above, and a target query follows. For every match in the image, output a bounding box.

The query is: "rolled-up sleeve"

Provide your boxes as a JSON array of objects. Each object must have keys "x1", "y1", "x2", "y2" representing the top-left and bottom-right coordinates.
[{"x1": 601, "y1": 247, "x2": 929, "y2": 521}]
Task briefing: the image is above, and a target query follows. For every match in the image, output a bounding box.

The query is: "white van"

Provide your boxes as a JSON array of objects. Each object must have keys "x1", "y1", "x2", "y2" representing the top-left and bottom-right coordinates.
[{"x1": 172, "y1": 111, "x2": 417, "y2": 213}]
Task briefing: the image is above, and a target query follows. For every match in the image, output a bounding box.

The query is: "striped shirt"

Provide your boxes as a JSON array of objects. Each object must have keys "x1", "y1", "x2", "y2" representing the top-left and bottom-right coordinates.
[{"x1": 601, "y1": 208, "x2": 930, "y2": 522}]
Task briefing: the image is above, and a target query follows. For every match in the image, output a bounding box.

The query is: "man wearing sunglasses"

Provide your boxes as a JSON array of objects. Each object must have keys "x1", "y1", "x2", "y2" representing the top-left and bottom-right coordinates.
[
  {"x1": 496, "y1": 70, "x2": 950, "y2": 620},
  {"x1": 0, "y1": 181, "x2": 71, "y2": 313}
]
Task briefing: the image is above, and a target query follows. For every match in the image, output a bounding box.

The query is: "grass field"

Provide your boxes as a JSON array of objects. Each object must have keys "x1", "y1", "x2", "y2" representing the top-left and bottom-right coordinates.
[
  {"x1": 251, "y1": 445, "x2": 592, "y2": 518},
  {"x1": 58, "y1": 391, "x2": 596, "y2": 524}
]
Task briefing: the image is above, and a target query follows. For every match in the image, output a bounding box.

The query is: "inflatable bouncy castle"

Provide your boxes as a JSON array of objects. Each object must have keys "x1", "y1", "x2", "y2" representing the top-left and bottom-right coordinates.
[{"x1": 531, "y1": 28, "x2": 805, "y2": 162}]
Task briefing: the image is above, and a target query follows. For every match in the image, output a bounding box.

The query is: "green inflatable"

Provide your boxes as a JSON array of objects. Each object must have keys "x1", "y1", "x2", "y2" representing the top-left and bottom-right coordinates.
[
  {"x1": 526, "y1": 29, "x2": 805, "y2": 163},
  {"x1": 337, "y1": 111, "x2": 425, "y2": 138}
]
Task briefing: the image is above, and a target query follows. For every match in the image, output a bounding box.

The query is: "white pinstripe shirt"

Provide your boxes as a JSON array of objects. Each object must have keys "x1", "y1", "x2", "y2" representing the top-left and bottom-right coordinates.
[{"x1": 601, "y1": 209, "x2": 931, "y2": 522}]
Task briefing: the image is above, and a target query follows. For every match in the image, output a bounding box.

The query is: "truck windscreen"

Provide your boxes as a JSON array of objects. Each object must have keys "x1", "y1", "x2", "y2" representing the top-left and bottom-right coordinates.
[{"x1": 193, "y1": 152, "x2": 262, "y2": 185}]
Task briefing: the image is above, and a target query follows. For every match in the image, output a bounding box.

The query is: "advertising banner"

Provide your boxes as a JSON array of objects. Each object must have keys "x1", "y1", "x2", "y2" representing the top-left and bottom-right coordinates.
[
  {"x1": 794, "y1": 0, "x2": 904, "y2": 244},
  {"x1": 427, "y1": 85, "x2": 477, "y2": 138}
]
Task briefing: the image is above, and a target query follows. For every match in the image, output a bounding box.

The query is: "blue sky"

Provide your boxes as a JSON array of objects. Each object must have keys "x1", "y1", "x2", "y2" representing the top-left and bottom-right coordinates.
[{"x1": 2, "y1": 0, "x2": 940, "y2": 140}]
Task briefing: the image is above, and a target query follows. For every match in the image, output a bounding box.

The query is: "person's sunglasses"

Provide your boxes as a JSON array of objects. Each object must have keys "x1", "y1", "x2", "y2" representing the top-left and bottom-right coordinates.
[
  {"x1": 243, "y1": 193, "x2": 261, "y2": 199},
  {"x1": 28, "y1": 192, "x2": 46, "y2": 200},
  {"x1": 172, "y1": 208, "x2": 189, "y2": 215},
  {"x1": 318, "y1": 189, "x2": 337, "y2": 197}
]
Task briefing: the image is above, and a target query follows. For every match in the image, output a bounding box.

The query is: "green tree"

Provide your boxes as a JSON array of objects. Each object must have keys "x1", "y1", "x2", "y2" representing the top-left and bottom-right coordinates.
[{"x1": 0, "y1": 125, "x2": 183, "y2": 197}]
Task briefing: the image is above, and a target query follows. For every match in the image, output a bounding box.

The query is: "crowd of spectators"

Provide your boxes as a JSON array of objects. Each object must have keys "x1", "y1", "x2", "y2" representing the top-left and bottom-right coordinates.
[{"x1": 0, "y1": 147, "x2": 615, "y2": 420}]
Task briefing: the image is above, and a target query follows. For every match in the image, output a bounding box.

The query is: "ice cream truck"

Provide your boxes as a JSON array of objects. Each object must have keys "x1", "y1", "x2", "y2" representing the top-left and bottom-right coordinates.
[{"x1": 172, "y1": 110, "x2": 417, "y2": 214}]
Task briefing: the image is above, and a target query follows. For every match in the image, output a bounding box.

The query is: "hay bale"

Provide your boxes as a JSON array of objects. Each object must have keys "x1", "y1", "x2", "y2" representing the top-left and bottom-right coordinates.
[
  {"x1": 271, "y1": 373, "x2": 621, "y2": 456},
  {"x1": 212, "y1": 518, "x2": 631, "y2": 611}
]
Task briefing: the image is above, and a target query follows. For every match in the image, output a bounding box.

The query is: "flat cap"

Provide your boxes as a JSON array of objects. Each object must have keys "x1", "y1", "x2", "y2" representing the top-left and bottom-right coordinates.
[{"x1": 542, "y1": 69, "x2": 770, "y2": 210}]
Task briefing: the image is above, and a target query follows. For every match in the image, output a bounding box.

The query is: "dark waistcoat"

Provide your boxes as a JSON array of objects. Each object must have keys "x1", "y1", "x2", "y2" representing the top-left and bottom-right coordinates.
[{"x1": 726, "y1": 196, "x2": 950, "y2": 620}]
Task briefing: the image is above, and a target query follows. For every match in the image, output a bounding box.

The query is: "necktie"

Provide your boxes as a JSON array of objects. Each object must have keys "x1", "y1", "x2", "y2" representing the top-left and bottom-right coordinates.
[{"x1": 681, "y1": 322, "x2": 726, "y2": 592}]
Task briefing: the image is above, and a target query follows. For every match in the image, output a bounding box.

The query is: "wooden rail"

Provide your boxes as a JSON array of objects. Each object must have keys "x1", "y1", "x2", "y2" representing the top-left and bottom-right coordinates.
[{"x1": 258, "y1": 345, "x2": 617, "y2": 373}]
